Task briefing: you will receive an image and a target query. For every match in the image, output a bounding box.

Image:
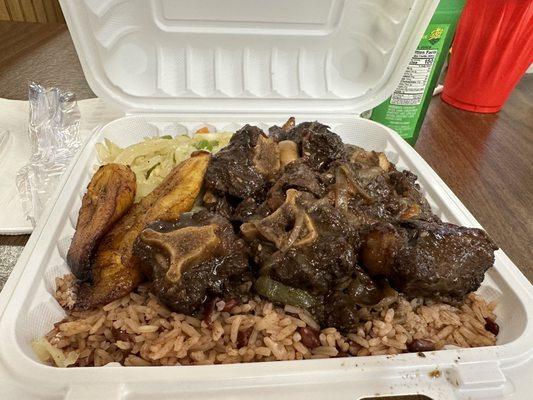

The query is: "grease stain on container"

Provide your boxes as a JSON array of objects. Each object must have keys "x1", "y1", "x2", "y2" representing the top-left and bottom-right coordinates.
[{"x1": 429, "y1": 369, "x2": 441, "y2": 378}]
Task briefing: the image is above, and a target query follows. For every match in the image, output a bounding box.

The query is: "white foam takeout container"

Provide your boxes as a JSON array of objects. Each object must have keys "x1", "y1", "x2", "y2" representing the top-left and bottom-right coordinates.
[{"x1": 0, "y1": 0, "x2": 531, "y2": 399}]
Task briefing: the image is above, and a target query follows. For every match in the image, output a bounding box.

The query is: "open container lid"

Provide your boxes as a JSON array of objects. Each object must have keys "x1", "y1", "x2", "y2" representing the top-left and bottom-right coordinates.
[{"x1": 60, "y1": 0, "x2": 439, "y2": 116}]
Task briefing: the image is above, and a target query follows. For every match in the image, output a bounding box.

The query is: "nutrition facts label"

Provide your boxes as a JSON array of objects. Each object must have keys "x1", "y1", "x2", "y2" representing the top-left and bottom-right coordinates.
[{"x1": 390, "y1": 49, "x2": 437, "y2": 106}]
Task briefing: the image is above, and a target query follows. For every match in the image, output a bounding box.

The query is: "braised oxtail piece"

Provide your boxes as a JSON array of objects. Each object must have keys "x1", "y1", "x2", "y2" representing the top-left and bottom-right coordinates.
[
  {"x1": 275, "y1": 121, "x2": 345, "y2": 171},
  {"x1": 204, "y1": 124, "x2": 280, "y2": 201},
  {"x1": 360, "y1": 220, "x2": 498, "y2": 303},
  {"x1": 242, "y1": 189, "x2": 360, "y2": 296},
  {"x1": 134, "y1": 210, "x2": 250, "y2": 314}
]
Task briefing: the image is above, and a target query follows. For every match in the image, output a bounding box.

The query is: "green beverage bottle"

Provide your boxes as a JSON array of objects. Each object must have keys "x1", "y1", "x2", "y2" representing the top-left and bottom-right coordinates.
[{"x1": 369, "y1": 0, "x2": 465, "y2": 145}]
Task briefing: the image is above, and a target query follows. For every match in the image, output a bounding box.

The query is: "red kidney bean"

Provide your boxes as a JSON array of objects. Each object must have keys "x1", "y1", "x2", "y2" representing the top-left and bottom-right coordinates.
[
  {"x1": 222, "y1": 298, "x2": 240, "y2": 312},
  {"x1": 237, "y1": 328, "x2": 253, "y2": 348},
  {"x1": 298, "y1": 326, "x2": 320, "y2": 349},
  {"x1": 111, "y1": 327, "x2": 130, "y2": 342},
  {"x1": 484, "y1": 318, "x2": 500, "y2": 335},
  {"x1": 407, "y1": 339, "x2": 435, "y2": 352},
  {"x1": 201, "y1": 297, "x2": 218, "y2": 325}
]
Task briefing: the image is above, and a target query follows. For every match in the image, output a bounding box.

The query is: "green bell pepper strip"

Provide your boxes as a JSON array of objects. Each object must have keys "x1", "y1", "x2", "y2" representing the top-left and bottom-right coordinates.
[{"x1": 254, "y1": 276, "x2": 317, "y2": 311}]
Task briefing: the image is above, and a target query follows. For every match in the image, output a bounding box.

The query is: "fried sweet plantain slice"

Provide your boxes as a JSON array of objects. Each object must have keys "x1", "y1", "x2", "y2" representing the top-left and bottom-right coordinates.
[
  {"x1": 75, "y1": 151, "x2": 211, "y2": 310},
  {"x1": 67, "y1": 164, "x2": 136, "y2": 281}
]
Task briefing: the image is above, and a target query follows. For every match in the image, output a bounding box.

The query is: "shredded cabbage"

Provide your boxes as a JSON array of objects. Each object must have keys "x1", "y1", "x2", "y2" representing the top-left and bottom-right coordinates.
[
  {"x1": 31, "y1": 338, "x2": 79, "y2": 367},
  {"x1": 96, "y1": 133, "x2": 232, "y2": 201}
]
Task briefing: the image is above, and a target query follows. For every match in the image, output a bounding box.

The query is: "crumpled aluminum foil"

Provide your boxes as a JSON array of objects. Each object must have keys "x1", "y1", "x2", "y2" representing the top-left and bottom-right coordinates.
[{"x1": 16, "y1": 83, "x2": 81, "y2": 226}]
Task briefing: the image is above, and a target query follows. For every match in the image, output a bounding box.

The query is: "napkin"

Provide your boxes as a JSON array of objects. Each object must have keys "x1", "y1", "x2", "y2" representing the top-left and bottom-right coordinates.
[{"x1": 0, "y1": 98, "x2": 122, "y2": 234}]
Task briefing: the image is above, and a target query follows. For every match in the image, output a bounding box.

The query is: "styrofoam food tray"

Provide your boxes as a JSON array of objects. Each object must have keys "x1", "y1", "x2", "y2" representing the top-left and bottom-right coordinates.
[
  {"x1": 1, "y1": 0, "x2": 531, "y2": 398},
  {"x1": 0, "y1": 115, "x2": 531, "y2": 400}
]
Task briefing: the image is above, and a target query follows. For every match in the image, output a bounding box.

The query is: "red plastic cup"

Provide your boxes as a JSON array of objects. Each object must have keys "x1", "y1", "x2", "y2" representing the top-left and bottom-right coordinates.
[{"x1": 442, "y1": 0, "x2": 533, "y2": 113}]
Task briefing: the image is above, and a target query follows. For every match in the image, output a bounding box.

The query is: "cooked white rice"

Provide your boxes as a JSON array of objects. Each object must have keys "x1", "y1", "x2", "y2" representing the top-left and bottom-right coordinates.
[{"x1": 34, "y1": 274, "x2": 498, "y2": 367}]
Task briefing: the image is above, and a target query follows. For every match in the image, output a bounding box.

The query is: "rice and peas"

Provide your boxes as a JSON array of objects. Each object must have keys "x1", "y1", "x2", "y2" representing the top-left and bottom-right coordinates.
[
  {"x1": 34, "y1": 275, "x2": 497, "y2": 367},
  {"x1": 32, "y1": 130, "x2": 499, "y2": 367}
]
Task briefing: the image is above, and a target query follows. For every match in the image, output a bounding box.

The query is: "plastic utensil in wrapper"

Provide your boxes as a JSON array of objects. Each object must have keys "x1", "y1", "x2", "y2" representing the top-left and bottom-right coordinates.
[{"x1": 16, "y1": 83, "x2": 81, "y2": 226}]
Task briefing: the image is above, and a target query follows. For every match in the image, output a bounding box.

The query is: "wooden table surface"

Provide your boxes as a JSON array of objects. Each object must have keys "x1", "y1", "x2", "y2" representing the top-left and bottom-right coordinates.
[{"x1": 0, "y1": 19, "x2": 531, "y2": 400}]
